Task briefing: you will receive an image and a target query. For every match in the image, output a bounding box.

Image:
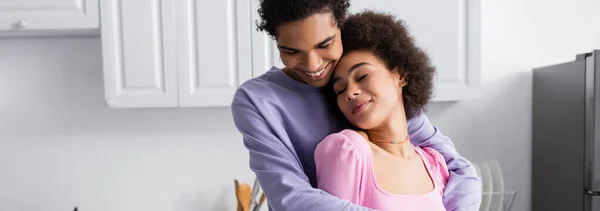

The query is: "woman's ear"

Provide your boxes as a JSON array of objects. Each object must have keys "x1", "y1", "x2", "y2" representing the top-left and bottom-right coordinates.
[
  {"x1": 392, "y1": 67, "x2": 408, "y2": 87},
  {"x1": 399, "y1": 76, "x2": 408, "y2": 87}
]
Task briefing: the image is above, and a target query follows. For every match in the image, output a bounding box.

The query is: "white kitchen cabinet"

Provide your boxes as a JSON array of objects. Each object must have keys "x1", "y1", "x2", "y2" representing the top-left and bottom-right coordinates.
[
  {"x1": 101, "y1": 0, "x2": 252, "y2": 108},
  {"x1": 0, "y1": 0, "x2": 99, "y2": 32},
  {"x1": 175, "y1": 0, "x2": 252, "y2": 107},
  {"x1": 251, "y1": 0, "x2": 481, "y2": 102},
  {"x1": 101, "y1": 0, "x2": 179, "y2": 108},
  {"x1": 102, "y1": 0, "x2": 480, "y2": 108}
]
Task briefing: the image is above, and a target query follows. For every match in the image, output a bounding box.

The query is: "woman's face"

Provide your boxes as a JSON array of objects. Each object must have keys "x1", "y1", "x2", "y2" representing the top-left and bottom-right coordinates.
[
  {"x1": 275, "y1": 12, "x2": 343, "y2": 88},
  {"x1": 332, "y1": 50, "x2": 406, "y2": 130}
]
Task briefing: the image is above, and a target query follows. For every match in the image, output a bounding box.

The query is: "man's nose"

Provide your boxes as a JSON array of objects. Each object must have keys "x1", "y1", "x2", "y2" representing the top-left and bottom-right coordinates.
[{"x1": 303, "y1": 51, "x2": 322, "y2": 72}]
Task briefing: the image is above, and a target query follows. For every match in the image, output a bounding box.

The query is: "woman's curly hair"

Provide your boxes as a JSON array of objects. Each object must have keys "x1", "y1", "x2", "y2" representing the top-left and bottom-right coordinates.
[
  {"x1": 325, "y1": 10, "x2": 436, "y2": 121},
  {"x1": 256, "y1": 0, "x2": 350, "y2": 38}
]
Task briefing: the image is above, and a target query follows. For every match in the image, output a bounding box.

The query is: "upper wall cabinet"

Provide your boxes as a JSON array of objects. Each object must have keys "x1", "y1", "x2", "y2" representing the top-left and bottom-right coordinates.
[
  {"x1": 101, "y1": 0, "x2": 252, "y2": 108},
  {"x1": 102, "y1": 0, "x2": 480, "y2": 108},
  {"x1": 251, "y1": 0, "x2": 481, "y2": 102},
  {"x1": 175, "y1": 0, "x2": 252, "y2": 107},
  {"x1": 0, "y1": 0, "x2": 99, "y2": 32},
  {"x1": 100, "y1": 0, "x2": 178, "y2": 108}
]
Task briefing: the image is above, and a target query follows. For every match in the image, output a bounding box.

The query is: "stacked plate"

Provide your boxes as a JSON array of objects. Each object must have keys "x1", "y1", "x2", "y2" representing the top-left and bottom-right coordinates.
[{"x1": 473, "y1": 160, "x2": 513, "y2": 211}]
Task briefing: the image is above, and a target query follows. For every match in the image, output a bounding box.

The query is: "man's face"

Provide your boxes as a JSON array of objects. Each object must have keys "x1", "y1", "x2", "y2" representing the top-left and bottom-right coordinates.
[{"x1": 275, "y1": 12, "x2": 343, "y2": 88}]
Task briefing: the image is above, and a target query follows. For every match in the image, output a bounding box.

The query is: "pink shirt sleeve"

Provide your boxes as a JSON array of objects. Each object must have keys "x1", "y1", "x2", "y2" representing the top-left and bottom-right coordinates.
[
  {"x1": 422, "y1": 147, "x2": 450, "y2": 192},
  {"x1": 314, "y1": 132, "x2": 369, "y2": 205}
]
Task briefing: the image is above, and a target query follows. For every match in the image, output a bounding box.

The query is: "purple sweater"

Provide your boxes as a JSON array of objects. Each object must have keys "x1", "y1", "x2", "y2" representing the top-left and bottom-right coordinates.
[{"x1": 231, "y1": 67, "x2": 481, "y2": 211}]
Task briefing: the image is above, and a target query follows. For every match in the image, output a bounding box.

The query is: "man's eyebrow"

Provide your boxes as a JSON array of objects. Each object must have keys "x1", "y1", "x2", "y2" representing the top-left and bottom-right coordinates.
[
  {"x1": 277, "y1": 45, "x2": 299, "y2": 52},
  {"x1": 314, "y1": 35, "x2": 336, "y2": 47},
  {"x1": 277, "y1": 35, "x2": 336, "y2": 52}
]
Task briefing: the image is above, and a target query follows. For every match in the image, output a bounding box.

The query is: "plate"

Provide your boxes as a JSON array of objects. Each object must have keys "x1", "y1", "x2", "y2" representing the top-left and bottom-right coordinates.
[
  {"x1": 480, "y1": 162, "x2": 493, "y2": 211},
  {"x1": 489, "y1": 160, "x2": 505, "y2": 211}
]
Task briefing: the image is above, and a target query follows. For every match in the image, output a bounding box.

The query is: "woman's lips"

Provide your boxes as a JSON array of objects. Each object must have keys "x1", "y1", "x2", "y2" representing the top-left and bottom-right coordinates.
[{"x1": 351, "y1": 100, "x2": 371, "y2": 114}]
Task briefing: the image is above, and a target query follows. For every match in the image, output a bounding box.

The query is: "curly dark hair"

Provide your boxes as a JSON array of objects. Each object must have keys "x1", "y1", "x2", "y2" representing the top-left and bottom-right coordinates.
[
  {"x1": 325, "y1": 10, "x2": 436, "y2": 121},
  {"x1": 256, "y1": 0, "x2": 350, "y2": 38}
]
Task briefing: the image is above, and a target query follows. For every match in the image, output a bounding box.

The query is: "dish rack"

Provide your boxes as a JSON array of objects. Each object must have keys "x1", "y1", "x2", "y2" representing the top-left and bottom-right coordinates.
[{"x1": 474, "y1": 160, "x2": 516, "y2": 211}]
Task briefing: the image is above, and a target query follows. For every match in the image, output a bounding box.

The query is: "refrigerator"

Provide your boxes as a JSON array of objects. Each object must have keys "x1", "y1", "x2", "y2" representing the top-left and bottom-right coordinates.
[{"x1": 532, "y1": 50, "x2": 600, "y2": 211}]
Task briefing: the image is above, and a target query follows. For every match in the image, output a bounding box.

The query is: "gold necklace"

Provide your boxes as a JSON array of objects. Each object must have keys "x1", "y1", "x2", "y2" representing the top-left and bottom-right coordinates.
[{"x1": 369, "y1": 134, "x2": 410, "y2": 144}]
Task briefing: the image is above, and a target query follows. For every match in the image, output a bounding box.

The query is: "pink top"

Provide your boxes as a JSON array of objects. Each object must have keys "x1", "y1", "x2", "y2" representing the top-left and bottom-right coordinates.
[{"x1": 314, "y1": 129, "x2": 449, "y2": 211}]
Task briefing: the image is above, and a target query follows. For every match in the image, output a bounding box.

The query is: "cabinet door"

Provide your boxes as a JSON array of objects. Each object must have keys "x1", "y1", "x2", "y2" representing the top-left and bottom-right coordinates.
[
  {"x1": 350, "y1": 0, "x2": 481, "y2": 101},
  {"x1": 176, "y1": 0, "x2": 253, "y2": 107},
  {"x1": 0, "y1": 0, "x2": 99, "y2": 31},
  {"x1": 101, "y1": 0, "x2": 178, "y2": 108},
  {"x1": 250, "y1": 0, "x2": 481, "y2": 102}
]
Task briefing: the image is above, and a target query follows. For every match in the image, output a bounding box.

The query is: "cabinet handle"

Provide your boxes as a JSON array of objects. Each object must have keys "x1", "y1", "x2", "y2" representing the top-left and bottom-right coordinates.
[{"x1": 16, "y1": 20, "x2": 28, "y2": 28}]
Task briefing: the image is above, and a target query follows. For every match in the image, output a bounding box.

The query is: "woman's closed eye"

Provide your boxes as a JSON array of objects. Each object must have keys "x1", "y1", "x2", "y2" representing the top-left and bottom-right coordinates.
[
  {"x1": 317, "y1": 43, "x2": 331, "y2": 49},
  {"x1": 357, "y1": 74, "x2": 368, "y2": 81},
  {"x1": 334, "y1": 74, "x2": 367, "y2": 95}
]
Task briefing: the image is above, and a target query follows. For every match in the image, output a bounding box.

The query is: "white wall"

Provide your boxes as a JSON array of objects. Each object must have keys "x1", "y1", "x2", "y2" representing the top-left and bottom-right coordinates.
[
  {"x1": 426, "y1": 0, "x2": 600, "y2": 210},
  {"x1": 0, "y1": 38, "x2": 258, "y2": 211},
  {"x1": 1, "y1": 0, "x2": 600, "y2": 211}
]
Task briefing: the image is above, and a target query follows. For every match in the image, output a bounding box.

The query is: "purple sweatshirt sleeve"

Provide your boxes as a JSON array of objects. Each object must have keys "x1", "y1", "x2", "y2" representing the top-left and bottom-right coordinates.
[
  {"x1": 231, "y1": 98, "x2": 376, "y2": 211},
  {"x1": 407, "y1": 112, "x2": 482, "y2": 211}
]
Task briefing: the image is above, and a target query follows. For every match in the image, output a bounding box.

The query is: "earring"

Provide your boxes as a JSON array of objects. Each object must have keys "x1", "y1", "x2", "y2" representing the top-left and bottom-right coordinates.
[{"x1": 399, "y1": 77, "x2": 408, "y2": 86}]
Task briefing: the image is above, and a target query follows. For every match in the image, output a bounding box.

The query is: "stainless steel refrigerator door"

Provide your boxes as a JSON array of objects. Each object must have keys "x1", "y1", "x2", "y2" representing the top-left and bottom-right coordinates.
[
  {"x1": 586, "y1": 50, "x2": 600, "y2": 191},
  {"x1": 585, "y1": 50, "x2": 600, "y2": 211},
  {"x1": 595, "y1": 50, "x2": 600, "y2": 190},
  {"x1": 533, "y1": 57, "x2": 586, "y2": 211}
]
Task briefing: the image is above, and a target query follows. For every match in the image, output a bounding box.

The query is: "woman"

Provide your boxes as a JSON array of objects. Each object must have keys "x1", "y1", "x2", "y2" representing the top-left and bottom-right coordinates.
[
  {"x1": 230, "y1": 0, "x2": 481, "y2": 210},
  {"x1": 315, "y1": 11, "x2": 452, "y2": 210}
]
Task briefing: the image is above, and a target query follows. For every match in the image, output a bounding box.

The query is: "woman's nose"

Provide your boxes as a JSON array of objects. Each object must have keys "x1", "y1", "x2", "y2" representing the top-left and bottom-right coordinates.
[
  {"x1": 346, "y1": 92, "x2": 359, "y2": 101},
  {"x1": 346, "y1": 84, "x2": 360, "y2": 100}
]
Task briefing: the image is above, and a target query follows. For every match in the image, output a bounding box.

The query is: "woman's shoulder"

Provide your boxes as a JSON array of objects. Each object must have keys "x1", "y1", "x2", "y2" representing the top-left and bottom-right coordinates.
[
  {"x1": 419, "y1": 147, "x2": 450, "y2": 185},
  {"x1": 420, "y1": 147, "x2": 445, "y2": 162},
  {"x1": 315, "y1": 129, "x2": 371, "y2": 160}
]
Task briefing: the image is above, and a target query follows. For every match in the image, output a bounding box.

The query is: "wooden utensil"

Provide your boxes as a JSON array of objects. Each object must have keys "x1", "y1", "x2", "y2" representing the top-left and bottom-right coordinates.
[
  {"x1": 234, "y1": 180, "x2": 243, "y2": 211},
  {"x1": 235, "y1": 180, "x2": 252, "y2": 211}
]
